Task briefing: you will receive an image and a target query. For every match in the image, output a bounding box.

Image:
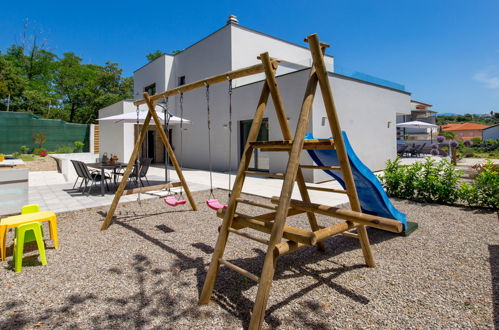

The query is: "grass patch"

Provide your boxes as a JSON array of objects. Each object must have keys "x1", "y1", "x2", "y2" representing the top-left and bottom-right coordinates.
[{"x1": 18, "y1": 154, "x2": 37, "y2": 162}]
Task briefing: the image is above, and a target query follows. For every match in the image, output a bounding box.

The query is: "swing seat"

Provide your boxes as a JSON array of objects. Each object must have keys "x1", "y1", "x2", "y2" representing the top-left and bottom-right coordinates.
[
  {"x1": 206, "y1": 199, "x2": 228, "y2": 211},
  {"x1": 164, "y1": 196, "x2": 187, "y2": 207}
]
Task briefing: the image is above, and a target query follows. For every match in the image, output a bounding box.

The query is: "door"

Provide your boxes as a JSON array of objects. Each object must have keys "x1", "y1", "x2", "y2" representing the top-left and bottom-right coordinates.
[{"x1": 239, "y1": 118, "x2": 269, "y2": 171}]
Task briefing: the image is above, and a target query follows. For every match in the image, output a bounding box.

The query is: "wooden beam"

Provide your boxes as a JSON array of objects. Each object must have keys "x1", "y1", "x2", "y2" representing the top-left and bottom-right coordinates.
[
  {"x1": 250, "y1": 139, "x2": 335, "y2": 150},
  {"x1": 236, "y1": 198, "x2": 277, "y2": 211},
  {"x1": 270, "y1": 196, "x2": 403, "y2": 233},
  {"x1": 244, "y1": 171, "x2": 284, "y2": 179},
  {"x1": 144, "y1": 93, "x2": 198, "y2": 211},
  {"x1": 314, "y1": 221, "x2": 355, "y2": 242},
  {"x1": 305, "y1": 186, "x2": 347, "y2": 194},
  {"x1": 299, "y1": 165, "x2": 341, "y2": 170},
  {"x1": 134, "y1": 61, "x2": 278, "y2": 105},
  {"x1": 123, "y1": 182, "x2": 182, "y2": 195},
  {"x1": 228, "y1": 228, "x2": 270, "y2": 245},
  {"x1": 219, "y1": 258, "x2": 260, "y2": 282},
  {"x1": 101, "y1": 104, "x2": 154, "y2": 230},
  {"x1": 307, "y1": 33, "x2": 375, "y2": 267},
  {"x1": 274, "y1": 240, "x2": 308, "y2": 257}
]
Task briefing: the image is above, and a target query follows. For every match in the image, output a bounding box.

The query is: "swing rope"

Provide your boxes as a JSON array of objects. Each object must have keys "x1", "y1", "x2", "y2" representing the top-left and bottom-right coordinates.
[
  {"x1": 206, "y1": 84, "x2": 215, "y2": 199},
  {"x1": 162, "y1": 97, "x2": 172, "y2": 195},
  {"x1": 227, "y1": 79, "x2": 233, "y2": 199},
  {"x1": 136, "y1": 105, "x2": 142, "y2": 206},
  {"x1": 179, "y1": 93, "x2": 184, "y2": 196}
]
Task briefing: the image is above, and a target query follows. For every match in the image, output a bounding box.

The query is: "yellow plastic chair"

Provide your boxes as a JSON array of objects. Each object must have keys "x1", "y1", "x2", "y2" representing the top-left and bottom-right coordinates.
[
  {"x1": 13, "y1": 222, "x2": 47, "y2": 272},
  {"x1": 21, "y1": 204, "x2": 40, "y2": 214}
]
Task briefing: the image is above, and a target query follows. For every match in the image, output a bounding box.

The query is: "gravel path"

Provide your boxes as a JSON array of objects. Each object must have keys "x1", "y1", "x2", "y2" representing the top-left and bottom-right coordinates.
[{"x1": 0, "y1": 190, "x2": 496, "y2": 329}]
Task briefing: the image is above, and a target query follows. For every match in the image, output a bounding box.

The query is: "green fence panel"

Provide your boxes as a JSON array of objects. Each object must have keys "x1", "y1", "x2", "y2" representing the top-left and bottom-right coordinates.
[{"x1": 0, "y1": 112, "x2": 90, "y2": 154}]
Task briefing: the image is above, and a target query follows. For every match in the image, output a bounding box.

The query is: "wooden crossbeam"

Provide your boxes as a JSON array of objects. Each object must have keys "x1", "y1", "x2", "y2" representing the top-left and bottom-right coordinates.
[
  {"x1": 244, "y1": 171, "x2": 284, "y2": 179},
  {"x1": 134, "y1": 60, "x2": 279, "y2": 106},
  {"x1": 271, "y1": 197, "x2": 403, "y2": 233},
  {"x1": 219, "y1": 258, "x2": 260, "y2": 282},
  {"x1": 250, "y1": 139, "x2": 335, "y2": 150},
  {"x1": 305, "y1": 186, "x2": 347, "y2": 194},
  {"x1": 299, "y1": 165, "x2": 341, "y2": 170},
  {"x1": 123, "y1": 182, "x2": 182, "y2": 195},
  {"x1": 236, "y1": 198, "x2": 277, "y2": 210}
]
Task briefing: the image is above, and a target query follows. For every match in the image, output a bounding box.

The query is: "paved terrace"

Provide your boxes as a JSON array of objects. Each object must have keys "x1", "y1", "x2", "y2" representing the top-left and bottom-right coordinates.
[{"x1": 28, "y1": 164, "x2": 349, "y2": 214}]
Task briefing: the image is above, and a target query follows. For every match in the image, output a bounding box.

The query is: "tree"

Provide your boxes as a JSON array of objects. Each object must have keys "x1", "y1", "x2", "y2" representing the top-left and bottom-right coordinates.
[
  {"x1": 0, "y1": 57, "x2": 26, "y2": 110},
  {"x1": 146, "y1": 50, "x2": 162, "y2": 62}
]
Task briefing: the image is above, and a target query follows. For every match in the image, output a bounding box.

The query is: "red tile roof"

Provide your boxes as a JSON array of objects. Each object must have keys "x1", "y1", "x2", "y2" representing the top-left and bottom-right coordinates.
[{"x1": 441, "y1": 122, "x2": 490, "y2": 131}]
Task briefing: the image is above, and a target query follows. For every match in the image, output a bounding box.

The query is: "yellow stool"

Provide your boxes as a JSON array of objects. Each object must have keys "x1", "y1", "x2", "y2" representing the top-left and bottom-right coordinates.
[{"x1": 13, "y1": 222, "x2": 47, "y2": 272}]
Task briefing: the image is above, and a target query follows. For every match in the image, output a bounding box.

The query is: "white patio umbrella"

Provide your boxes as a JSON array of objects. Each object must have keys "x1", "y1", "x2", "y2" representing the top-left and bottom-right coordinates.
[
  {"x1": 396, "y1": 120, "x2": 439, "y2": 143},
  {"x1": 98, "y1": 109, "x2": 191, "y2": 125}
]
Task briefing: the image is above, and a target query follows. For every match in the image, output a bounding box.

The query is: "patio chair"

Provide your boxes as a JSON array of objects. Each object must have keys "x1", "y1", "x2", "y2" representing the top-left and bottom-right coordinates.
[
  {"x1": 71, "y1": 160, "x2": 86, "y2": 189},
  {"x1": 397, "y1": 145, "x2": 408, "y2": 156},
  {"x1": 116, "y1": 158, "x2": 152, "y2": 187},
  {"x1": 412, "y1": 143, "x2": 426, "y2": 157},
  {"x1": 77, "y1": 161, "x2": 111, "y2": 195}
]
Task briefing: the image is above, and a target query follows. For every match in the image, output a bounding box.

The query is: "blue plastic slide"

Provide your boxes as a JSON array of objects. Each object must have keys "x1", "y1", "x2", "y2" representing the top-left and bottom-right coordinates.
[{"x1": 305, "y1": 131, "x2": 407, "y2": 230}]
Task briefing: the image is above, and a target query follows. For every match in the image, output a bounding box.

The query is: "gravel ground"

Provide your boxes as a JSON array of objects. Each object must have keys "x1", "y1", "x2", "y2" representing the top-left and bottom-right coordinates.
[
  {"x1": 0, "y1": 190, "x2": 497, "y2": 329},
  {"x1": 24, "y1": 156, "x2": 58, "y2": 171}
]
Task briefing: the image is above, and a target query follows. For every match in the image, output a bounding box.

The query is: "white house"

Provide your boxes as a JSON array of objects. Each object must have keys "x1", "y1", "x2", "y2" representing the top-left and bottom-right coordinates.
[{"x1": 99, "y1": 15, "x2": 411, "y2": 183}]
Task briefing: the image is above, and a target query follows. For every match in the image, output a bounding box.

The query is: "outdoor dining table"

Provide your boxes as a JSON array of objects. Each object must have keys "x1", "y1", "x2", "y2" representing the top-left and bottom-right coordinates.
[{"x1": 86, "y1": 162, "x2": 127, "y2": 196}]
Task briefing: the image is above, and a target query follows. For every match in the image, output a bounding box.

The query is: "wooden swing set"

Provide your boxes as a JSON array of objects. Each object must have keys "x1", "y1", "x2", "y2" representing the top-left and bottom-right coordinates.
[{"x1": 100, "y1": 33, "x2": 403, "y2": 329}]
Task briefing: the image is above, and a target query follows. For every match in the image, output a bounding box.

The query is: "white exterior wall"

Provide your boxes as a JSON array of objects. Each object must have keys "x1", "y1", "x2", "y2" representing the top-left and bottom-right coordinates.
[
  {"x1": 98, "y1": 101, "x2": 136, "y2": 162},
  {"x1": 483, "y1": 125, "x2": 499, "y2": 140},
  {"x1": 133, "y1": 55, "x2": 174, "y2": 100}
]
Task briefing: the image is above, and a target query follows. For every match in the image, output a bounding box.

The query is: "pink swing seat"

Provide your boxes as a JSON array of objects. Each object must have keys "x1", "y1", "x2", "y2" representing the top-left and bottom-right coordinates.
[
  {"x1": 206, "y1": 199, "x2": 228, "y2": 211},
  {"x1": 164, "y1": 195, "x2": 186, "y2": 207}
]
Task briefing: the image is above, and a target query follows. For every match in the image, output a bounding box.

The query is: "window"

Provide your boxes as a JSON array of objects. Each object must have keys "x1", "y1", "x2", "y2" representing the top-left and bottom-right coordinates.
[
  {"x1": 178, "y1": 76, "x2": 186, "y2": 86},
  {"x1": 144, "y1": 83, "x2": 156, "y2": 96}
]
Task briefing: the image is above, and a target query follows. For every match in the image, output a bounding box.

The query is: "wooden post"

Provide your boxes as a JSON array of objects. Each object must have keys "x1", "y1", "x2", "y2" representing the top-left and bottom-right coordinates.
[
  {"x1": 144, "y1": 93, "x2": 197, "y2": 211},
  {"x1": 260, "y1": 52, "x2": 325, "y2": 252},
  {"x1": 307, "y1": 34, "x2": 374, "y2": 267},
  {"x1": 249, "y1": 57, "x2": 322, "y2": 329},
  {"x1": 199, "y1": 82, "x2": 272, "y2": 305},
  {"x1": 100, "y1": 103, "x2": 154, "y2": 230}
]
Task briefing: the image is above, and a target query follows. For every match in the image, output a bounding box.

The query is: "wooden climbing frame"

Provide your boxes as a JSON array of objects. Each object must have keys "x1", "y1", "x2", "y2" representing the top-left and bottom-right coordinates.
[
  {"x1": 100, "y1": 60, "x2": 280, "y2": 230},
  {"x1": 198, "y1": 34, "x2": 403, "y2": 329}
]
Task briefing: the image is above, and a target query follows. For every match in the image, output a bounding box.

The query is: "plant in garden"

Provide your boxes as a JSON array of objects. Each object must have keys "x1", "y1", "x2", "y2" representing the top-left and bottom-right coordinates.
[
  {"x1": 460, "y1": 161, "x2": 499, "y2": 209},
  {"x1": 463, "y1": 140, "x2": 473, "y2": 147},
  {"x1": 20, "y1": 145, "x2": 29, "y2": 153},
  {"x1": 53, "y1": 145, "x2": 74, "y2": 153},
  {"x1": 36, "y1": 149, "x2": 48, "y2": 157},
  {"x1": 32, "y1": 132, "x2": 46, "y2": 148},
  {"x1": 74, "y1": 141, "x2": 84, "y2": 152},
  {"x1": 437, "y1": 136, "x2": 445, "y2": 143}
]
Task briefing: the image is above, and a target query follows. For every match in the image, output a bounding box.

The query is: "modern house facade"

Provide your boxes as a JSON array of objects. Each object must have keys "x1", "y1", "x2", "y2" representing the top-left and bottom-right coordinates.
[
  {"x1": 99, "y1": 16, "x2": 411, "y2": 182},
  {"x1": 396, "y1": 100, "x2": 437, "y2": 141}
]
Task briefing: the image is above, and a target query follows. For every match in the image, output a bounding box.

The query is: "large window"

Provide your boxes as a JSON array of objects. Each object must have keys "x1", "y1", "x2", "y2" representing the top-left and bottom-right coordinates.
[{"x1": 144, "y1": 83, "x2": 156, "y2": 96}]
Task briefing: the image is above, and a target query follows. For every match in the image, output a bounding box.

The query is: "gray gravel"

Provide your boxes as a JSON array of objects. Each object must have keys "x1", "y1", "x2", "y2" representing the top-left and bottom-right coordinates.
[{"x1": 0, "y1": 190, "x2": 497, "y2": 329}]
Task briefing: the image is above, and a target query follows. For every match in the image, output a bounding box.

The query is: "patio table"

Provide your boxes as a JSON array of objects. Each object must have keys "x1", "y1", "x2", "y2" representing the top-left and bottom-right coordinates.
[{"x1": 86, "y1": 162, "x2": 127, "y2": 196}]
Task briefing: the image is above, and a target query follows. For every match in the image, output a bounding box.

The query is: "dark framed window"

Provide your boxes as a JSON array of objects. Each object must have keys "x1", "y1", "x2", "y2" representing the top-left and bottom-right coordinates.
[
  {"x1": 178, "y1": 76, "x2": 186, "y2": 86},
  {"x1": 144, "y1": 83, "x2": 156, "y2": 96}
]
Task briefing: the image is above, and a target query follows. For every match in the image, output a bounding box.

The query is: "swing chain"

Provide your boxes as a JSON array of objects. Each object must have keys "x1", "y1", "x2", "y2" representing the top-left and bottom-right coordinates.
[{"x1": 179, "y1": 93, "x2": 184, "y2": 196}]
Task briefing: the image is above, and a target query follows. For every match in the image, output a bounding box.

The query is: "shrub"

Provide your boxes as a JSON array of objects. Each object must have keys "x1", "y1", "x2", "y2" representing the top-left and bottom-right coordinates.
[
  {"x1": 74, "y1": 141, "x2": 84, "y2": 152},
  {"x1": 460, "y1": 161, "x2": 499, "y2": 209},
  {"x1": 463, "y1": 140, "x2": 473, "y2": 147},
  {"x1": 20, "y1": 145, "x2": 29, "y2": 154},
  {"x1": 437, "y1": 136, "x2": 445, "y2": 143},
  {"x1": 53, "y1": 145, "x2": 74, "y2": 154},
  {"x1": 470, "y1": 137, "x2": 482, "y2": 145},
  {"x1": 32, "y1": 133, "x2": 46, "y2": 148}
]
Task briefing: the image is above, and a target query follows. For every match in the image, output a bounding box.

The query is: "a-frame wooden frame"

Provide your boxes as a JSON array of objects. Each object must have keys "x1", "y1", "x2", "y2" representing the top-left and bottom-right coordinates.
[
  {"x1": 198, "y1": 34, "x2": 403, "y2": 329},
  {"x1": 100, "y1": 93, "x2": 198, "y2": 230},
  {"x1": 100, "y1": 60, "x2": 284, "y2": 230}
]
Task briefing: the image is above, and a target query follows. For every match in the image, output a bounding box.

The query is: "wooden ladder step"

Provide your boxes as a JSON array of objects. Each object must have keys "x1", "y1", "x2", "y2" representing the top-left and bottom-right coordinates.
[
  {"x1": 305, "y1": 186, "x2": 347, "y2": 194},
  {"x1": 244, "y1": 171, "x2": 284, "y2": 179},
  {"x1": 299, "y1": 165, "x2": 341, "y2": 170},
  {"x1": 236, "y1": 198, "x2": 277, "y2": 210},
  {"x1": 250, "y1": 139, "x2": 335, "y2": 151},
  {"x1": 228, "y1": 228, "x2": 270, "y2": 245},
  {"x1": 270, "y1": 196, "x2": 403, "y2": 233},
  {"x1": 217, "y1": 209, "x2": 316, "y2": 245},
  {"x1": 219, "y1": 258, "x2": 260, "y2": 282}
]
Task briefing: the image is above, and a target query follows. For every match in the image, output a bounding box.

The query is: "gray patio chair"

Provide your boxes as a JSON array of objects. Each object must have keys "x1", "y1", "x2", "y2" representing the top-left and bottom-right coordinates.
[
  {"x1": 71, "y1": 160, "x2": 86, "y2": 189},
  {"x1": 77, "y1": 161, "x2": 111, "y2": 195},
  {"x1": 116, "y1": 158, "x2": 152, "y2": 187},
  {"x1": 397, "y1": 145, "x2": 408, "y2": 156}
]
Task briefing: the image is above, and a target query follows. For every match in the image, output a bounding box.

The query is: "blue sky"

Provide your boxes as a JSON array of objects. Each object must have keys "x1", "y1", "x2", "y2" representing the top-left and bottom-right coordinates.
[{"x1": 1, "y1": 0, "x2": 498, "y2": 114}]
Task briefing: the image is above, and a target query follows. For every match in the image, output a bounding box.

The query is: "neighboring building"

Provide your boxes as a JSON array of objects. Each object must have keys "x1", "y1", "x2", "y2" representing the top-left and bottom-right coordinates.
[
  {"x1": 482, "y1": 123, "x2": 499, "y2": 141},
  {"x1": 440, "y1": 122, "x2": 491, "y2": 140},
  {"x1": 396, "y1": 100, "x2": 437, "y2": 141},
  {"x1": 99, "y1": 16, "x2": 411, "y2": 182}
]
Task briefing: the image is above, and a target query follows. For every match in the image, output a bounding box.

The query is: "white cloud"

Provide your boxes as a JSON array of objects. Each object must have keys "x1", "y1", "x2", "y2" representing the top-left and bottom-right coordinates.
[{"x1": 473, "y1": 67, "x2": 499, "y2": 89}]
